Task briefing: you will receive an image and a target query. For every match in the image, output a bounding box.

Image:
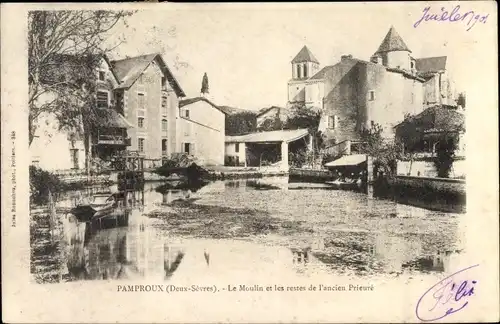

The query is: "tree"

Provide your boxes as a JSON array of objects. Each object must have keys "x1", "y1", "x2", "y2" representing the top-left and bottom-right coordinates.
[
  {"x1": 28, "y1": 10, "x2": 134, "y2": 146},
  {"x1": 257, "y1": 116, "x2": 283, "y2": 132},
  {"x1": 225, "y1": 111, "x2": 257, "y2": 136},
  {"x1": 201, "y1": 72, "x2": 209, "y2": 95},
  {"x1": 433, "y1": 134, "x2": 459, "y2": 178},
  {"x1": 359, "y1": 122, "x2": 403, "y2": 177},
  {"x1": 283, "y1": 103, "x2": 323, "y2": 152}
]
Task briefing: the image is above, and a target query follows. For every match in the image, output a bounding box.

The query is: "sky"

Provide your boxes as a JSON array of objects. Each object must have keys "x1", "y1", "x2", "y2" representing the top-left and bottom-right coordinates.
[{"x1": 104, "y1": 3, "x2": 493, "y2": 110}]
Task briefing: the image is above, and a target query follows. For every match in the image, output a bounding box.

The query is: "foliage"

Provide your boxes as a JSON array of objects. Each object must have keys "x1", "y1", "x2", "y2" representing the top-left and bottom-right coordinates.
[
  {"x1": 201, "y1": 72, "x2": 209, "y2": 94},
  {"x1": 284, "y1": 103, "x2": 321, "y2": 134},
  {"x1": 28, "y1": 10, "x2": 134, "y2": 146},
  {"x1": 225, "y1": 111, "x2": 257, "y2": 136},
  {"x1": 288, "y1": 149, "x2": 316, "y2": 168},
  {"x1": 433, "y1": 134, "x2": 458, "y2": 178},
  {"x1": 359, "y1": 122, "x2": 403, "y2": 176},
  {"x1": 224, "y1": 155, "x2": 244, "y2": 167},
  {"x1": 257, "y1": 116, "x2": 283, "y2": 132},
  {"x1": 29, "y1": 166, "x2": 63, "y2": 204},
  {"x1": 283, "y1": 103, "x2": 324, "y2": 153}
]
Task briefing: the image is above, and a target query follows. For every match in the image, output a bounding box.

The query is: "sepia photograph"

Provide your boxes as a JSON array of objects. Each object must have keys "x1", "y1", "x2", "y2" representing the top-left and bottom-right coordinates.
[{"x1": 2, "y1": 2, "x2": 499, "y2": 323}]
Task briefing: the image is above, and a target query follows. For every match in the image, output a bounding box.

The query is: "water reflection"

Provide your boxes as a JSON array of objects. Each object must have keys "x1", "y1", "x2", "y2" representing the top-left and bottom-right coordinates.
[
  {"x1": 33, "y1": 177, "x2": 463, "y2": 282},
  {"x1": 65, "y1": 218, "x2": 192, "y2": 281},
  {"x1": 286, "y1": 233, "x2": 459, "y2": 275}
]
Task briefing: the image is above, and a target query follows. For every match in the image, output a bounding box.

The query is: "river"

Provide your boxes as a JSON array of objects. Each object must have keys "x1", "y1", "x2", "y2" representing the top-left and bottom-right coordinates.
[{"x1": 30, "y1": 177, "x2": 464, "y2": 283}]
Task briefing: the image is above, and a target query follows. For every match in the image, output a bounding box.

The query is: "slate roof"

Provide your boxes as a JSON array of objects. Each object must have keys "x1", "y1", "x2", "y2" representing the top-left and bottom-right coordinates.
[
  {"x1": 225, "y1": 129, "x2": 309, "y2": 143},
  {"x1": 291, "y1": 46, "x2": 320, "y2": 64},
  {"x1": 416, "y1": 56, "x2": 447, "y2": 74},
  {"x1": 111, "y1": 53, "x2": 185, "y2": 97},
  {"x1": 178, "y1": 97, "x2": 228, "y2": 114},
  {"x1": 374, "y1": 26, "x2": 411, "y2": 54}
]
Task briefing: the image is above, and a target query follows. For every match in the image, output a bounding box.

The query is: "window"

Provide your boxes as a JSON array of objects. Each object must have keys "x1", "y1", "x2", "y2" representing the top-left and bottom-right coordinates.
[
  {"x1": 162, "y1": 95, "x2": 168, "y2": 116},
  {"x1": 303, "y1": 64, "x2": 308, "y2": 78},
  {"x1": 235, "y1": 143, "x2": 239, "y2": 153},
  {"x1": 162, "y1": 119, "x2": 168, "y2": 132},
  {"x1": 138, "y1": 117, "x2": 144, "y2": 128},
  {"x1": 328, "y1": 115, "x2": 338, "y2": 129},
  {"x1": 184, "y1": 143, "x2": 190, "y2": 154},
  {"x1": 185, "y1": 109, "x2": 190, "y2": 118},
  {"x1": 162, "y1": 139, "x2": 167, "y2": 153},
  {"x1": 369, "y1": 90, "x2": 375, "y2": 101},
  {"x1": 138, "y1": 138, "x2": 145, "y2": 152},
  {"x1": 97, "y1": 91, "x2": 109, "y2": 108},
  {"x1": 98, "y1": 71, "x2": 105, "y2": 81},
  {"x1": 138, "y1": 93, "x2": 145, "y2": 109},
  {"x1": 410, "y1": 61, "x2": 415, "y2": 69},
  {"x1": 296, "y1": 65, "x2": 300, "y2": 79}
]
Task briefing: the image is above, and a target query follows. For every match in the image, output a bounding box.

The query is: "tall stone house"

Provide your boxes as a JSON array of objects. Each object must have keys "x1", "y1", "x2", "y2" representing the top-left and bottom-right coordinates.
[
  {"x1": 287, "y1": 26, "x2": 458, "y2": 147},
  {"x1": 31, "y1": 53, "x2": 226, "y2": 172}
]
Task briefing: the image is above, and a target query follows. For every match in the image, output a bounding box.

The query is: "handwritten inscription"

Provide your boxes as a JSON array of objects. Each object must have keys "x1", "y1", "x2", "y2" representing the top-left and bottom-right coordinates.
[
  {"x1": 414, "y1": 6, "x2": 488, "y2": 31},
  {"x1": 415, "y1": 264, "x2": 479, "y2": 322}
]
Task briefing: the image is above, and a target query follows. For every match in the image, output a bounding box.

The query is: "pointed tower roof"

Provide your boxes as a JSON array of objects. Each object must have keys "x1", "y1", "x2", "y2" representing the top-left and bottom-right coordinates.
[
  {"x1": 291, "y1": 46, "x2": 320, "y2": 64},
  {"x1": 374, "y1": 26, "x2": 411, "y2": 54}
]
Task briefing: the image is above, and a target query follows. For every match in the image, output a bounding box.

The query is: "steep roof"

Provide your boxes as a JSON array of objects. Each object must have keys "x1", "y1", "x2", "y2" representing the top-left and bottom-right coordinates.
[
  {"x1": 225, "y1": 129, "x2": 309, "y2": 143},
  {"x1": 374, "y1": 26, "x2": 411, "y2": 54},
  {"x1": 111, "y1": 53, "x2": 185, "y2": 97},
  {"x1": 179, "y1": 97, "x2": 227, "y2": 115},
  {"x1": 291, "y1": 46, "x2": 320, "y2": 64},
  {"x1": 416, "y1": 56, "x2": 447, "y2": 74},
  {"x1": 309, "y1": 65, "x2": 335, "y2": 80}
]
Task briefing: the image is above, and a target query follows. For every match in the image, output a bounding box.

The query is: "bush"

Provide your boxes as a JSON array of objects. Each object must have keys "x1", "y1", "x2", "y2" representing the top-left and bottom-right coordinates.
[
  {"x1": 29, "y1": 166, "x2": 64, "y2": 205},
  {"x1": 225, "y1": 155, "x2": 243, "y2": 166}
]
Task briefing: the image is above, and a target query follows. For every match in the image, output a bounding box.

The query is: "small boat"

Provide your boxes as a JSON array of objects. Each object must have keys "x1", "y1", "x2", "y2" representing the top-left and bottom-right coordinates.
[{"x1": 71, "y1": 192, "x2": 123, "y2": 222}]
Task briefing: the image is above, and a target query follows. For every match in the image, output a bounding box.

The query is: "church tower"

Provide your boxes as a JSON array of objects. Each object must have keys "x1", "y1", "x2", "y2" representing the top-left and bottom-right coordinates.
[
  {"x1": 370, "y1": 26, "x2": 414, "y2": 71},
  {"x1": 291, "y1": 45, "x2": 320, "y2": 80},
  {"x1": 288, "y1": 45, "x2": 320, "y2": 106}
]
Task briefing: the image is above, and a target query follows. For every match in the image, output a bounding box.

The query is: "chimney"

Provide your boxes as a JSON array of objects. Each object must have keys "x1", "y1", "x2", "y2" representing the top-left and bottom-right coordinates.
[{"x1": 370, "y1": 55, "x2": 382, "y2": 64}]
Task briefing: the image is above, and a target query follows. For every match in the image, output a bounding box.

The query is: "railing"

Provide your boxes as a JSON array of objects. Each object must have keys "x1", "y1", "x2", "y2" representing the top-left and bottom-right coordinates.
[{"x1": 97, "y1": 134, "x2": 130, "y2": 145}]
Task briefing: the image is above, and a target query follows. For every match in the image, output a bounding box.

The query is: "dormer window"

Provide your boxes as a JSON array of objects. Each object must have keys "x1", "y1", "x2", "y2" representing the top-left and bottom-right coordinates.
[{"x1": 98, "y1": 71, "x2": 105, "y2": 81}]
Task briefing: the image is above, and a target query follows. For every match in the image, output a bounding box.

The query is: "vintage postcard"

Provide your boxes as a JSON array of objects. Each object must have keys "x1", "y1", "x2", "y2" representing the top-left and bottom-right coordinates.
[{"x1": 1, "y1": 1, "x2": 499, "y2": 323}]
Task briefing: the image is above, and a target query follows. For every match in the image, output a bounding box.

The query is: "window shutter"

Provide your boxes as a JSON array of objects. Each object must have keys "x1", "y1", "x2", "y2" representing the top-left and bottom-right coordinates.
[
  {"x1": 190, "y1": 143, "x2": 196, "y2": 155},
  {"x1": 334, "y1": 115, "x2": 339, "y2": 129}
]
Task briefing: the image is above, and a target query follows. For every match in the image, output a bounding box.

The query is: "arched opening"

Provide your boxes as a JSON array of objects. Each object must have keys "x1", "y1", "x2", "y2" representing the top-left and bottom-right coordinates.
[{"x1": 303, "y1": 63, "x2": 308, "y2": 78}]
